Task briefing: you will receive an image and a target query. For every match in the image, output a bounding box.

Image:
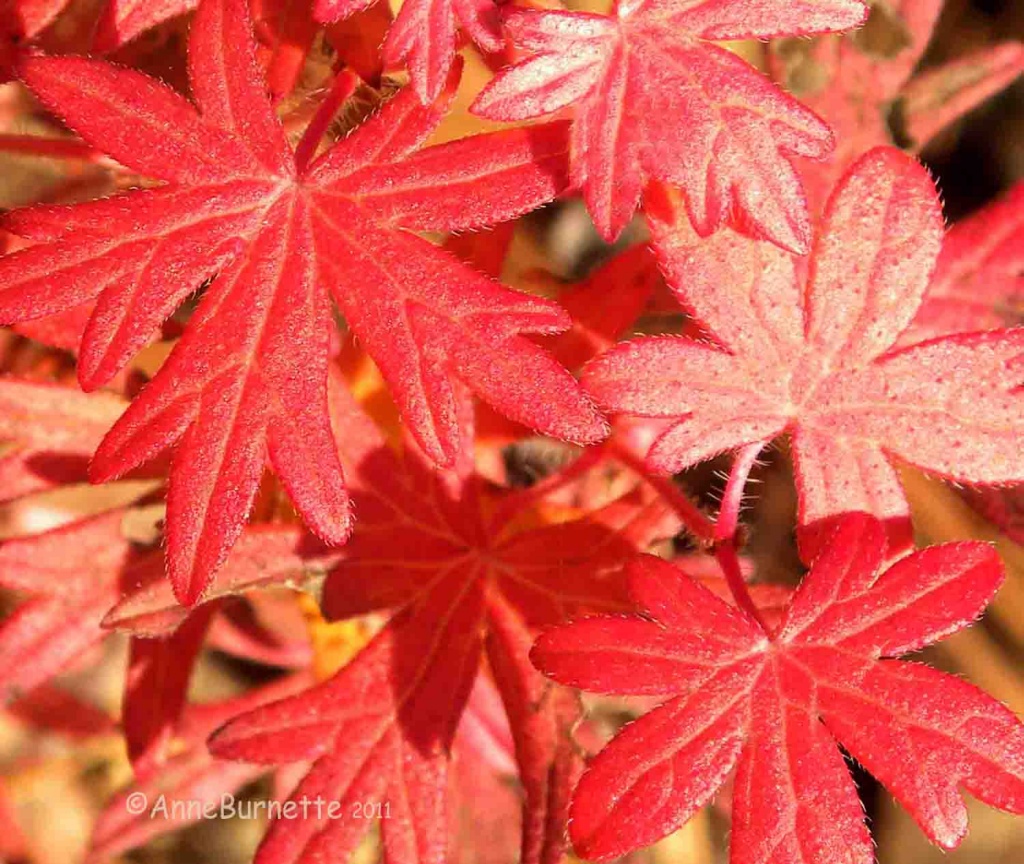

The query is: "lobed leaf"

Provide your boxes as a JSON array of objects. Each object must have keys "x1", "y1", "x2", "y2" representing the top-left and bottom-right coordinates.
[
  {"x1": 531, "y1": 514, "x2": 1024, "y2": 863},
  {"x1": 473, "y1": 0, "x2": 866, "y2": 249},
  {"x1": 1, "y1": 0, "x2": 598, "y2": 603},
  {"x1": 585, "y1": 148, "x2": 1024, "y2": 551}
]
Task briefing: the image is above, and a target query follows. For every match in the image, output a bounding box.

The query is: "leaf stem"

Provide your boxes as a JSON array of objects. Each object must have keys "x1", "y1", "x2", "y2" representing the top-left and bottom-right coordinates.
[
  {"x1": 715, "y1": 543, "x2": 768, "y2": 633},
  {"x1": 715, "y1": 442, "x2": 762, "y2": 544},
  {"x1": 490, "y1": 445, "x2": 606, "y2": 532},
  {"x1": 714, "y1": 442, "x2": 768, "y2": 633},
  {"x1": 294, "y1": 69, "x2": 361, "y2": 174},
  {"x1": 607, "y1": 438, "x2": 716, "y2": 543}
]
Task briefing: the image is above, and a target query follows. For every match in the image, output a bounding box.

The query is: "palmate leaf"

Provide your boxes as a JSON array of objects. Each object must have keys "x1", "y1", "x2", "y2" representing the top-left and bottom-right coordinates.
[
  {"x1": 472, "y1": 0, "x2": 867, "y2": 251},
  {"x1": 770, "y1": 0, "x2": 1024, "y2": 212},
  {"x1": 0, "y1": 376, "x2": 343, "y2": 780},
  {"x1": 0, "y1": 500, "x2": 332, "y2": 773},
  {"x1": 207, "y1": 386, "x2": 669, "y2": 864},
  {"x1": 584, "y1": 147, "x2": 1024, "y2": 559},
  {"x1": 0, "y1": 376, "x2": 125, "y2": 501},
  {"x1": 316, "y1": 0, "x2": 503, "y2": 104},
  {"x1": 2, "y1": 525, "x2": 329, "y2": 782},
  {"x1": 88, "y1": 672, "x2": 314, "y2": 863},
  {"x1": 0, "y1": 503, "x2": 209, "y2": 776},
  {"x1": 902, "y1": 181, "x2": 1024, "y2": 552},
  {"x1": 533, "y1": 513, "x2": 1024, "y2": 864},
  {"x1": 0, "y1": 0, "x2": 604, "y2": 605},
  {"x1": 911, "y1": 182, "x2": 1024, "y2": 341},
  {"x1": 0, "y1": 510, "x2": 150, "y2": 704}
]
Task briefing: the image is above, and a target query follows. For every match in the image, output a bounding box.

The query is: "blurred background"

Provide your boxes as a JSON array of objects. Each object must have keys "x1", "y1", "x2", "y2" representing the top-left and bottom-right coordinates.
[{"x1": 0, "y1": 0, "x2": 1022, "y2": 861}]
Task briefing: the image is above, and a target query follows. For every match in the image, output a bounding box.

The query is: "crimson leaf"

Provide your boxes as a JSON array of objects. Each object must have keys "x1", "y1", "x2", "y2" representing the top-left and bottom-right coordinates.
[
  {"x1": 315, "y1": 0, "x2": 503, "y2": 103},
  {"x1": 0, "y1": 0, "x2": 603, "y2": 604},
  {"x1": 207, "y1": 388, "x2": 664, "y2": 864},
  {"x1": 532, "y1": 513, "x2": 1024, "y2": 863},
  {"x1": 472, "y1": 0, "x2": 868, "y2": 250},
  {"x1": 769, "y1": 0, "x2": 1024, "y2": 212},
  {"x1": 584, "y1": 147, "x2": 1024, "y2": 559}
]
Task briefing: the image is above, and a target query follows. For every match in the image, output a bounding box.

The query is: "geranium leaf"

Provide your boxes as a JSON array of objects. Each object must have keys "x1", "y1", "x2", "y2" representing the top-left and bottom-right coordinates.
[
  {"x1": 584, "y1": 147, "x2": 1024, "y2": 559},
  {"x1": 208, "y1": 391, "x2": 658, "y2": 864},
  {"x1": 531, "y1": 513, "x2": 1024, "y2": 863},
  {"x1": 472, "y1": 0, "x2": 868, "y2": 249},
  {"x1": 0, "y1": 0, "x2": 602, "y2": 604}
]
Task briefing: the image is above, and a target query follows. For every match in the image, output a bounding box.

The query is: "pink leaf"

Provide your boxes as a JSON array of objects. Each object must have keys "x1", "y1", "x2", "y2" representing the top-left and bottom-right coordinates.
[
  {"x1": 584, "y1": 147, "x2": 1024, "y2": 556},
  {"x1": 473, "y1": 0, "x2": 867, "y2": 249}
]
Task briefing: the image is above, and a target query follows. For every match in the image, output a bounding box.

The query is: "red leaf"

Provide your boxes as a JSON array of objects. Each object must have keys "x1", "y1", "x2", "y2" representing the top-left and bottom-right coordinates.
[
  {"x1": 8, "y1": 0, "x2": 69, "y2": 39},
  {"x1": 531, "y1": 513, "x2": 1024, "y2": 863},
  {"x1": 205, "y1": 597, "x2": 313, "y2": 668},
  {"x1": 249, "y1": 0, "x2": 320, "y2": 100},
  {"x1": 0, "y1": 510, "x2": 155, "y2": 703},
  {"x1": 769, "y1": 1, "x2": 1024, "y2": 212},
  {"x1": 472, "y1": 0, "x2": 867, "y2": 249},
  {"x1": 13, "y1": 304, "x2": 93, "y2": 352},
  {"x1": 456, "y1": 673, "x2": 515, "y2": 777},
  {"x1": 8, "y1": 684, "x2": 116, "y2": 738},
  {"x1": 123, "y1": 605, "x2": 215, "y2": 778},
  {"x1": 451, "y1": 691, "x2": 521, "y2": 864},
  {"x1": 485, "y1": 594, "x2": 583, "y2": 864},
  {"x1": 88, "y1": 673, "x2": 311, "y2": 863},
  {"x1": 315, "y1": 0, "x2": 502, "y2": 103},
  {"x1": 0, "y1": 0, "x2": 602, "y2": 604},
  {"x1": 94, "y1": 0, "x2": 320, "y2": 100},
  {"x1": 207, "y1": 394, "x2": 653, "y2": 864},
  {"x1": 898, "y1": 42, "x2": 1024, "y2": 149},
  {"x1": 0, "y1": 377, "x2": 124, "y2": 502},
  {"x1": 911, "y1": 182, "x2": 1024, "y2": 341},
  {"x1": 104, "y1": 524, "x2": 343, "y2": 635},
  {"x1": 324, "y1": 2, "x2": 393, "y2": 85},
  {"x1": 0, "y1": 426, "x2": 319, "y2": 740},
  {"x1": 540, "y1": 244, "x2": 661, "y2": 370},
  {"x1": 963, "y1": 485, "x2": 1024, "y2": 546},
  {"x1": 1, "y1": 0, "x2": 73, "y2": 80},
  {"x1": 93, "y1": 0, "x2": 197, "y2": 51},
  {"x1": 585, "y1": 147, "x2": 1024, "y2": 560}
]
